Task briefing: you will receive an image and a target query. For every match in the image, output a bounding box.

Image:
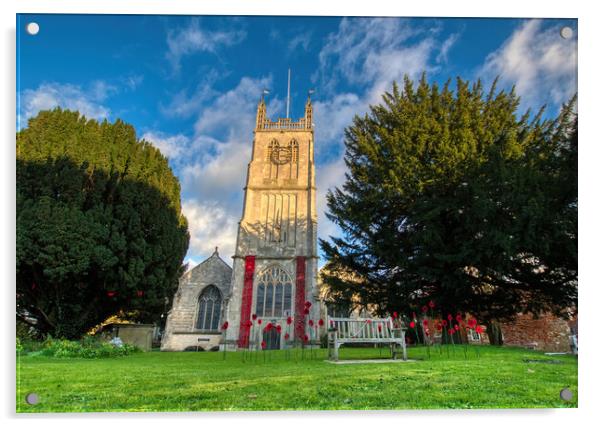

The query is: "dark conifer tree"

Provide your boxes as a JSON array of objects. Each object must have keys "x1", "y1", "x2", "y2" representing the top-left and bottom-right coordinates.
[
  {"x1": 17, "y1": 109, "x2": 190, "y2": 338},
  {"x1": 320, "y1": 75, "x2": 577, "y2": 331}
]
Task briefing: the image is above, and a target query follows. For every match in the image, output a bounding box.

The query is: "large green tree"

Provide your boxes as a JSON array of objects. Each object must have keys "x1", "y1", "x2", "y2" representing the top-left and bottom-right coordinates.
[
  {"x1": 320, "y1": 76, "x2": 577, "y2": 330},
  {"x1": 17, "y1": 109, "x2": 190, "y2": 339}
]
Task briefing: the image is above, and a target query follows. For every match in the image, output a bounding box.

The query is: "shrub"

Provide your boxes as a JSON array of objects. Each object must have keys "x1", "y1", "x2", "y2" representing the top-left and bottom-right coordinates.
[{"x1": 30, "y1": 336, "x2": 141, "y2": 358}]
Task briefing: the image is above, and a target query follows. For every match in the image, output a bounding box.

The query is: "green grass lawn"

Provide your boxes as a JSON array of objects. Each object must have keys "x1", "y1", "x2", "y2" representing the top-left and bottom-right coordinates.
[{"x1": 16, "y1": 345, "x2": 577, "y2": 412}]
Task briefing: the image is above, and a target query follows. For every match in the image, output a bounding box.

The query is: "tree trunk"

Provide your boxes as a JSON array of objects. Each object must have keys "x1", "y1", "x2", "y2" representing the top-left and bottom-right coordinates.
[{"x1": 486, "y1": 320, "x2": 504, "y2": 346}]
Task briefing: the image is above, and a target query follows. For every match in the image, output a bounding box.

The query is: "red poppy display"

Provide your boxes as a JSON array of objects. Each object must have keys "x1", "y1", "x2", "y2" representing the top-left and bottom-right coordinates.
[
  {"x1": 436, "y1": 323, "x2": 442, "y2": 331},
  {"x1": 284, "y1": 333, "x2": 290, "y2": 340},
  {"x1": 428, "y1": 300, "x2": 435, "y2": 308},
  {"x1": 409, "y1": 321, "x2": 416, "y2": 328},
  {"x1": 456, "y1": 314, "x2": 463, "y2": 323},
  {"x1": 447, "y1": 314, "x2": 453, "y2": 321},
  {"x1": 393, "y1": 311, "x2": 398, "y2": 319},
  {"x1": 257, "y1": 319, "x2": 262, "y2": 325},
  {"x1": 422, "y1": 319, "x2": 428, "y2": 326},
  {"x1": 261, "y1": 341, "x2": 266, "y2": 349},
  {"x1": 303, "y1": 307, "x2": 310, "y2": 315},
  {"x1": 454, "y1": 324, "x2": 459, "y2": 331},
  {"x1": 303, "y1": 334, "x2": 309, "y2": 342},
  {"x1": 378, "y1": 324, "x2": 382, "y2": 332},
  {"x1": 221, "y1": 321, "x2": 229, "y2": 330},
  {"x1": 468, "y1": 318, "x2": 477, "y2": 329},
  {"x1": 475, "y1": 325, "x2": 483, "y2": 334},
  {"x1": 448, "y1": 328, "x2": 454, "y2": 335},
  {"x1": 366, "y1": 319, "x2": 372, "y2": 324},
  {"x1": 252, "y1": 314, "x2": 258, "y2": 320},
  {"x1": 308, "y1": 319, "x2": 314, "y2": 327},
  {"x1": 276, "y1": 324, "x2": 282, "y2": 333},
  {"x1": 442, "y1": 319, "x2": 448, "y2": 327},
  {"x1": 266, "y1": 323, "x2": 273, "y2": 331},
  {"x1": 421, "y1": 306, "x2": 428, "y2": 313},
  {"x1": 318, "y1": 319, "x2": 324, "y2": 326},
  {"x1": 305, "y1": 301, "x2": 312, "y2": 308},
  {"x1": 286, "y1": 316, "x2": 293, "y2": 325}
]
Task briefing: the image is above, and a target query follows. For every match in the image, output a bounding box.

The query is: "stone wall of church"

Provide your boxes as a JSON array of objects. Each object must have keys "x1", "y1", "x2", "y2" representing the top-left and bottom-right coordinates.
[
  {"x1": 160, "y1": 332, "x2": 223, "y2": 352},
  {"x1": 161, "y1": 253, "x2": 232, "y2": 351}
]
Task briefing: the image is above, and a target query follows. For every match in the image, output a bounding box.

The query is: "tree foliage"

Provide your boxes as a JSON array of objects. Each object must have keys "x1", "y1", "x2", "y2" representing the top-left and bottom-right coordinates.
[
  {"x1": 320, "y1": 75, "x2": 577, "y2": 326},
  {"x1": 17, "y1": 109, "x2": 190, "y2": 339}
]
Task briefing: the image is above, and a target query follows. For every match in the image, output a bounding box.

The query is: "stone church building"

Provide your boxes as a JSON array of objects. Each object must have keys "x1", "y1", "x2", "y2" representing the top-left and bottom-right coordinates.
[{"x1": 161, "y1": 95, "x2": 319, "y2": 351}]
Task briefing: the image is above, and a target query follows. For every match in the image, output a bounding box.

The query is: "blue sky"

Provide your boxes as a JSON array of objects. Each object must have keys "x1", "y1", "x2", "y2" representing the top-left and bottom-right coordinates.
[{"x1": 16, "y1": 15, "x2": 578, "y2": 269}]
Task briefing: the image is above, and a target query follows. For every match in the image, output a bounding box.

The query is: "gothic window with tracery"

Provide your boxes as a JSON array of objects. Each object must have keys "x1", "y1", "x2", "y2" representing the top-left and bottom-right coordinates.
[
  {"x1": 255, "y1": 265, "x2": 293, "y2": 318},
  {"x1": 267, "y1": 139, "x2": 279, "y2": 162},
  {"x1": 290, "y1": 139, "x2": 298, "y2": 163},
  {"x1": 195, "y1": 285, "x2": 222, "y2": 331}
]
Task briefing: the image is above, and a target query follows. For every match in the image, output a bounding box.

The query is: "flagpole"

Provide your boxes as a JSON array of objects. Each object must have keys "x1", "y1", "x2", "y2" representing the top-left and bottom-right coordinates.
[{"x1": 286, "y1": 68, "x2": 291, "y2": 119}]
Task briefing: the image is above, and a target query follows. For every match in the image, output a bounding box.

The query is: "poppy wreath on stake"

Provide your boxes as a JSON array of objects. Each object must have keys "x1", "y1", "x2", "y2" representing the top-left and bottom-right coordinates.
[{"x1": 221, "y1": 321, "x2": 229, "y2": 359}]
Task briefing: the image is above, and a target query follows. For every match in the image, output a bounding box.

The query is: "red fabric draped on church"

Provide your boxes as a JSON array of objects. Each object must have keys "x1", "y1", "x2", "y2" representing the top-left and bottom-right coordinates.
[
  {"x1": 237, "y1": 255, "x2": 255, "y2": 348},
  {"x1": 295, "y1": 256, "x2": 306, "y2": 340}
]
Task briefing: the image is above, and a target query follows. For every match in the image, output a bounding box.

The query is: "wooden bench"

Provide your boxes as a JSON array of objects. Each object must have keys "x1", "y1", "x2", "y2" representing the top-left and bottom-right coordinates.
[{"x1": 327, "y1": 317, "x2": 407, "y2": 361}]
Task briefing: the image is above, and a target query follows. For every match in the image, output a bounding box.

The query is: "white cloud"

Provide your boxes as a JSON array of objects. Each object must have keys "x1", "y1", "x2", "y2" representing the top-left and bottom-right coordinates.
[
  {"x1": 123, "y1": 74, "x2": 144, "y2": 91},
  {"x1": 436, "y1": 32, "x2": 459, "y2": 64},
  {"x1": 288, "y1": 32, "x2": 312, "y2": 52},
  {"x1": 188, "y1": 76, "x2": 279, "y2": 202},
  {"x1": 182, "y1": 200, "x2": 238, "y2": 267},
  {"x1": 19, "y1": 82, "x2": 113, "y2": 127},
  {"x1": 166, "y1": 19, "x2": 246, "y2": 73},
  {"x1": 313, "y1": 93, "x2": 363, "y2": 154},
  {"x1": 141, "y1": 131, "x2": 190, "y2": 160},
  {"x1": 194, "y1": 76, "x2": 280, "y2": 140},
  {"x1": 315, "y1": 18, "x2": 435, "y2": 96},
  {"x1": 480, "y1": 19, "x2": 577, "y2": 109},
  {"x1": 181, "y1": 139, "x2": 251, "y2": 204},
  {"x1": 159, "y1": 69, "x2": 221, "y2": 119},
  {"x1": 316, "y1": 155, "x2": 348, "y2": 242}
]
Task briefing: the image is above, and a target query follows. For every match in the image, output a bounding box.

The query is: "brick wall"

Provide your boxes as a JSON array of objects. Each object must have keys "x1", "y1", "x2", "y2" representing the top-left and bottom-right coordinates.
[{"x1": 500, "y1": 312, "x2": 572, "y2": 352}]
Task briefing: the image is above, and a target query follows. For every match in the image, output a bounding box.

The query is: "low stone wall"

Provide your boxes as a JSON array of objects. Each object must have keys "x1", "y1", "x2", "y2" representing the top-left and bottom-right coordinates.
[
  {"x1": 103, "y1": 323, "x2": 155, "y2": 351},
  {"x1": 500, "y1": 313, "x2": 571, "y2": 353},
  {"x1": 160, "y1": 332, "x2": 222, "y2": 351}
]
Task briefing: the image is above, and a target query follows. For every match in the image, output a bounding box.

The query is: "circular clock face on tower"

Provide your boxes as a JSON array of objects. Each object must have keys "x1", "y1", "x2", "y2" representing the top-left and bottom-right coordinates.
[{"x1": 270, "y1": 147, "x2": 292, "y2": 165}]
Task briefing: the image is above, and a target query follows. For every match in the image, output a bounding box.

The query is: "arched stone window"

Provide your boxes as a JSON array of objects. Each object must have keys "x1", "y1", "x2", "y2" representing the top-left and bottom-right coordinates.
[
  {"x1": 266, "y1": 139, "x2": 279, "y2": 161},
  {"x1": 195, "y1": 285, "x2": 222, "y2": 331},
  {"x1": 289, "y1": 139, "x2": 298, "y2": 163},
  {"x1": 255, "y1": 265, "x2": 293, "y2": 318}
]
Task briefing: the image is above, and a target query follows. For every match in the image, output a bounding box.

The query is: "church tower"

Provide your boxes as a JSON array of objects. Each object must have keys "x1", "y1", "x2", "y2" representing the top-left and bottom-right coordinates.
[{"x1": 224, "y1": 94, "x2": 319, "y2": 349}]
